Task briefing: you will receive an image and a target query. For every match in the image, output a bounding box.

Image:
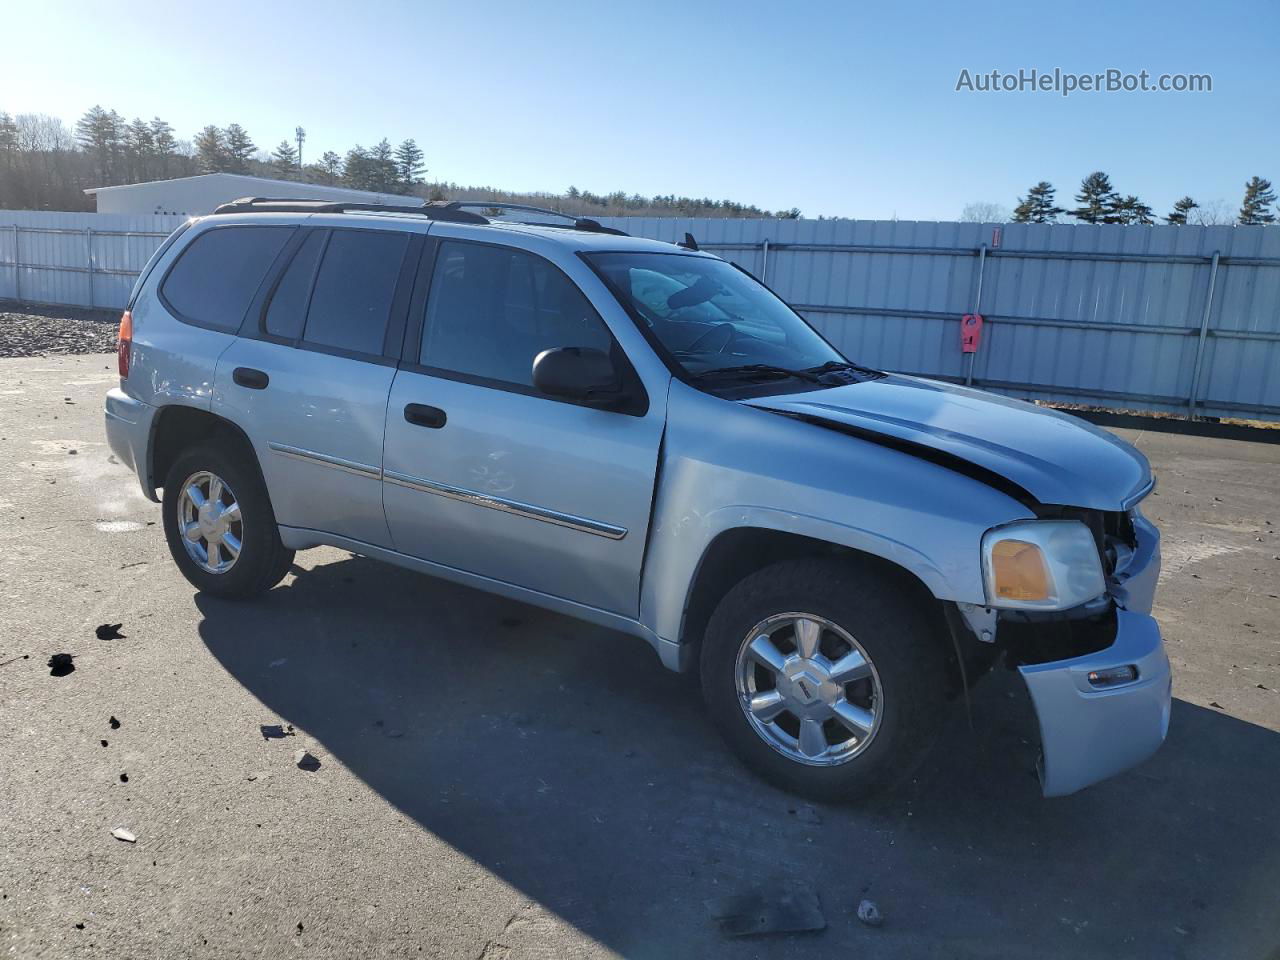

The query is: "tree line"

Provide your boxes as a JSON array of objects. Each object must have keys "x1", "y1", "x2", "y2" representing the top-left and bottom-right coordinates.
[
  {"x1": 0, "y1": 104, "x2": 801, "y2": 218},
  {"x1": 963, "y1": 172, "x2": 1278, "y2": 226}
]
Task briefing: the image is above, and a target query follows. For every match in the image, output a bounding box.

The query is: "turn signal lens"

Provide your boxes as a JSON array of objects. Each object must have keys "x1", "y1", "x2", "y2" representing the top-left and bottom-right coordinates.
[
  {"x1": 990, "y1": 539, "x2": 1051, "y2": 602},
  {"x1": 117, "y1": 310, "x2": 132, "y2": 378}
]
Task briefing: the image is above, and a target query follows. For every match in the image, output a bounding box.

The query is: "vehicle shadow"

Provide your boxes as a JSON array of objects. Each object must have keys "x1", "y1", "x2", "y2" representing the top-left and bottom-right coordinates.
[{"x1": 196, "y1": 555, "x2": 1280, "y2": 960}]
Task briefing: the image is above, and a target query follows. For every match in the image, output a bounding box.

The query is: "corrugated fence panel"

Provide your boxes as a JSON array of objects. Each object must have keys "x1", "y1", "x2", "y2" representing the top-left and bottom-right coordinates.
[
  {"x1": 599, "y1": 216, "x2": 1280, "y2": 422},
  {"x1": 2, "y1": 210, "x2": 1277, "y2": 421},
  {"x1": 0, "y1": 210, "x2": 184, "y2": 310}
]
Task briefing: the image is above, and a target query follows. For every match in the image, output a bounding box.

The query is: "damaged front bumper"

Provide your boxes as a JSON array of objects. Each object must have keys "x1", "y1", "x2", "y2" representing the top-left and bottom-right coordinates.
[{"x1": 1018, "y1": 511, "x2": 1170, "y2": 797}]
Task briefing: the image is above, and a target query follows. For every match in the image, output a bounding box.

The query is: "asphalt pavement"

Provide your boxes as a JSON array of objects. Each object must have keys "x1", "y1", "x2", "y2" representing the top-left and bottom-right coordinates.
[{"x1": 2, "y1": 353, "x2": 1278, "y2": 959}]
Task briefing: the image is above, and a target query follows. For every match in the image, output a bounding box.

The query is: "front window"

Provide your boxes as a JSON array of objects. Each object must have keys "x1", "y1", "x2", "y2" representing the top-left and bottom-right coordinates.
[{"x1": 588, "y1": 252, "x2": 864, "y2": 389}]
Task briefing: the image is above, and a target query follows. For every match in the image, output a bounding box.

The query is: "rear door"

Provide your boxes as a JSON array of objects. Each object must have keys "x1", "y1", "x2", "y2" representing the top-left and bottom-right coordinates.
[
  {"x1": 214, "y1": 224, "x2": 420, "y2": 547},
  {"x1": 381, "y1": 234, "x2": 667, "y2": 617}
]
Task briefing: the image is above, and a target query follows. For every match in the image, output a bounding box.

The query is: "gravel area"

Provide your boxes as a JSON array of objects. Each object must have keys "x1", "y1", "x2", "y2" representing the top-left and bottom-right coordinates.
[{"x1": 0, "y1": 300, "x2": 120, "y2": 358}]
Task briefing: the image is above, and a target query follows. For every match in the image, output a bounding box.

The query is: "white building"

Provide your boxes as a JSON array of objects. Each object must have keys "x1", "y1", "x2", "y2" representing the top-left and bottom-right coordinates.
[{"x1": 84, "y1": 173, "x2": 416, "y2": 216}]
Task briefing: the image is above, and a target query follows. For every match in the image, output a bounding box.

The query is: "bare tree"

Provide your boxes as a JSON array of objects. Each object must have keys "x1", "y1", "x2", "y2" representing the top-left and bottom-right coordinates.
[
  {"x1": 1188, "y1": 199, "x2": 1235, "y2": 226},
  {"x1": 959, "y1": 201, "x2": 1009, "y2": 222}
]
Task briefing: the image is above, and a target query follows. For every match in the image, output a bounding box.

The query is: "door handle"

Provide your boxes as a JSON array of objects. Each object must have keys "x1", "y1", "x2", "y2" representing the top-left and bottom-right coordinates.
[
  {"x1": 404, "y1": 403, "x2": 447, "y2": 429},
  {"x1": 233, "y1": 367, "x2": 270, "y2": 390}
]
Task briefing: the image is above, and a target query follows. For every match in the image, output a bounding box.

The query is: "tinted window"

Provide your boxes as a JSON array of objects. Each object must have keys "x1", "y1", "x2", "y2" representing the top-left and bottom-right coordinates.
[
  {"x1": 303, "y1": 230, "x2": 409, "y2": 355},
  {"x1": 161, "y1": 226, "x2": 292, "y2": 330},
  {"x1": 265, "y1": 230, "x2": 326, "y2": 340},
  {"x1": 421, "y1": 241, "x2": 613, "y2": 387}
]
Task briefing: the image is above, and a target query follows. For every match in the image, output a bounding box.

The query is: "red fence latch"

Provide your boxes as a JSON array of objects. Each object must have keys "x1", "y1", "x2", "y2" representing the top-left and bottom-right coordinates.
[{"x1": 961, "y1": 313, "x2": 983, "y2": 353}]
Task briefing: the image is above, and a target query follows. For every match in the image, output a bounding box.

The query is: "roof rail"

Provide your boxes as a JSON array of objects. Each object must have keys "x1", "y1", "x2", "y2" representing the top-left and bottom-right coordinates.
[
  {"x1": 443, "y1": 201, "x2": 629, "y2": 236},
  {"x1": 210, "y1": 197, "x2": 488, "y2": 224}
]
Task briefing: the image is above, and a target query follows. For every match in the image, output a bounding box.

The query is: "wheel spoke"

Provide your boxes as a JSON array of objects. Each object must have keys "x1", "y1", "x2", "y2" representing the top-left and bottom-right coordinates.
[
  {"x1": 748, "y1": 690, "x2": 787, "y2": 723},
  {"x1": 832, "y1": 700, "x2": 875, "y2": 738},
  {"x1": 221, "y1": 531, "x2": 241, "y2": 558},
  {"x1": 190, "y1": 539, "x2": 209, "y2": 564},
  {"x1": 794, "y1": 618, "x2": 821, "y2": 659},
  {"x1": 747, "y1": 634, "x2": 788, "y2": 675},
  {"x1": 219, "y1": 501, "x2": 241, "y2": 524},
  {"x1": 182, "y1": 521, "x2": 202, "y2": 542},
  {"x1": 185, "y1": 484, "x2": 206, "y2": 510},
  {"x1": 207, "y1": 475, "x2": 223, "y2": 504},
  {"x1": 829, "y1": 649, "x2": 871, "y2": 684},
  {"x1": 798, "y1": 718, "x2": 827, "y2": 758}
]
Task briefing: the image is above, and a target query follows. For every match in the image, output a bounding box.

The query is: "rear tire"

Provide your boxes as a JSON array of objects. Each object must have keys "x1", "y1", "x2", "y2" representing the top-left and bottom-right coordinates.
[
  {"x1": 700, "y1": 558, "x2": 947, "y2": 802},
  {"x1": 161, "y1": 442, "x2": 294, "y2": 599}
]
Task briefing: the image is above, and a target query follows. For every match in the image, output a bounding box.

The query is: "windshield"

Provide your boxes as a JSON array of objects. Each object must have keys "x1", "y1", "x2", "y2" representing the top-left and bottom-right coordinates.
[{"x1": 587, "y1": 252, "x2": 847, "y2": 380}]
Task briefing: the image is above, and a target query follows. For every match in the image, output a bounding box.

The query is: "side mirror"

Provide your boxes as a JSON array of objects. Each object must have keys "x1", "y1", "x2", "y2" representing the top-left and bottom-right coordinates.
[{"x1": 532, "y1": 347, "x2": 626, "y2": 407}]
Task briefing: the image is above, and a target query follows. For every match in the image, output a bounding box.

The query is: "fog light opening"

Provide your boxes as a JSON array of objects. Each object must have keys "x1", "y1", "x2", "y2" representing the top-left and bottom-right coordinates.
[{"x1": 1087, "y1": 664, "x2": 1138, "y2": 688}]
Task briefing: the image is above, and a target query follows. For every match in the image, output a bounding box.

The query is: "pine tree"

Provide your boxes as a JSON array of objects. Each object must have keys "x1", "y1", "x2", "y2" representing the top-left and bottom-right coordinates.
[
  {"x1": 1109, "y1": 195, "x2": 1155, "y2": 225},
  {"x1": 75, "y1": 105, "x2": 124, "y2": 182},
  {"x1": 368, "y1": 139, "x2": 398, "y2": 192},
  {"x1": 343, "y1": 146, "x2": 372, "y2": 190},
  {"x1": 194, "y1": 125, "x2": 226, "y2": 173},
  {"x1": 123, "y1": 117, "x2": 153, "y2": 182},
  {"x1": 1070, "y1": 171, "x2": 1117, "y2": 223},
  {"x1": 271, "y1": 139, "x2": 299, "y2": 179},
  {"x1": 312, "y1": 150, "x2": 343, "y2": 184},
  {"x1": 1165, "y1": 196, "x2": 1199, "y2": 225},
  {"x1": 0, "y1": 112, "x2": 17, "y2": 167},
  {"x1": 393, "y1": 138, "x2": 425, "y2": 187},
  {"x1": 1239, "y1": 176, "x2": 1277, "y2": 225},
  {"x1": 1011, "y1": 181, "x2": 1064, "y2": 223},
  {"x1": 149, "y1": 118, "x2": 176, "y2": 177},
  {"x1": 222, "y1": 123, "x2": 255, "y2": 174}
]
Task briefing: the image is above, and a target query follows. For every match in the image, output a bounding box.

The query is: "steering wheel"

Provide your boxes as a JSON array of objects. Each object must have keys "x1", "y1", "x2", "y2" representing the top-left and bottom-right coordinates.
[{"x1": 684, "y1": 322, "x2": 737, "y2": 355}]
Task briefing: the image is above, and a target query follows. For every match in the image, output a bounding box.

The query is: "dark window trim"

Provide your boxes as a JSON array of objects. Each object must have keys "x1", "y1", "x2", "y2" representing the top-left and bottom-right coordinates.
[
  {"x1": 157, "y1": 223, "x2": 297, "y2": 334},
  {"x1": 403, "y1": 235, "x2": 649, "y2": 417},
  {"x1": 241, "y1": 225, "x2": 416, "y2": 366},
  {"x1": 130, "y1": 219, "x2": 194, "y2": 309}
]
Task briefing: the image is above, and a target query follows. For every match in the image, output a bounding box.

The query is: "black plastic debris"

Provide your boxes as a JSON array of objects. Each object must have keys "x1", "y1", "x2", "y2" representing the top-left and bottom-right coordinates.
[
  {"x1": 48, "y1": 653, "x2": 75, "y2": 677},
  {"x1": 260, "y1": 724, "x2": 295, "y2": 740},
  {"x1": 100, "y1": 740, "x2": 109, "y2": 748},
  {"x1": 857, "y1": 899, "x2": 884, "y2": 927},
  {"x1": 294, "y1": 750, "x2": 321, "y2": 772},
  {"x1": 119, "y1": 773, "x2": 129, "y2": 783},
  {"x1": 109, "y1": 716, "x2": 120, "y2": 729},
  {"x1": 96, "y1": 624, "x2": 125, "y2": 641},
  {"x1": 705, "y1": 886, "x2": 825, "y2": 937}
]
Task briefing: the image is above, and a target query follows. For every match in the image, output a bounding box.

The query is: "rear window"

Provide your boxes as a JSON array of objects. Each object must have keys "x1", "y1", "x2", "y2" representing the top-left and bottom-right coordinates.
[
  {"x1": 302, "y1": 230, "x2": 409, "y2": 356},
  {"x1": 160, "y1": 226, "x2": 292, "y2": 331}
]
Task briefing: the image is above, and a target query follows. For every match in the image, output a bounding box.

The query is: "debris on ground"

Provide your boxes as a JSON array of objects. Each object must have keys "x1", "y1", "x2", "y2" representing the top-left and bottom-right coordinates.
[
  {"x1": 857, "y1": 899, "x2": 884, "y2": 927},
  {"x1": 789, "y1": 803, "x2": 823, "y2": 825},
  {"x1": 109, "y1": 716, "x2": 120, "y2": 729},
  {"x1": 0, "y1": 654, "x2": 30, "y2": 668},
  {"x1": 119, "y1": 773, "x2": 129, "y2": 783},
  {"x1": 260, "y1": 724, "x2": 295, "y2": 740},
  {"x1": 0, "y1": 304, "x2": 120, "y2": 358},
  {"x1": 294, "y1": 750, "x2": 321, "y2": 772},
  {"x1": 111, "y1": 827, "x2": 136, "y2": 843},
  {"x1": 1209, "y1": 701, "x2": 1224, "y2": 709},
  {"x1": 96, "y1": 623, "x2": 126, "y2": 640},
  {"x1": 48, "y1": 653, "x2": 75, "y2": 677},
  {"x1": 704, "y1": 886, "x2": 826, "y2": 937},
  {"x1": 100, "y1": 740, "x2": 108, "y2": 747}
]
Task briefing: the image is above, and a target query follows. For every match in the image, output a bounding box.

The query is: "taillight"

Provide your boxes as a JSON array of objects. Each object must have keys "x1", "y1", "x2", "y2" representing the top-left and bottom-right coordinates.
[{"x1": 117, "y1": 310, "x2": 132, "y2": 378}]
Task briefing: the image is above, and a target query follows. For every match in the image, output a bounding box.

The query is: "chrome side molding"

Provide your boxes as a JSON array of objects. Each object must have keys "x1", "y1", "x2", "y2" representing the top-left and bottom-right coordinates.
[
  {"x1": 267, "y1": 442, "x2": 381, "y2": 479},
  {"x1": 384, "y1": 469, "x2": 627, "y2": 540}
]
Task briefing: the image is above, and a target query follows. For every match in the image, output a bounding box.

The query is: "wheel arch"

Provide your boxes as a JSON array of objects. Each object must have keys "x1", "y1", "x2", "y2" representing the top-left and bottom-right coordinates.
[{"x1": 148, "y1": 405, "x2": 263, "y2": 497}]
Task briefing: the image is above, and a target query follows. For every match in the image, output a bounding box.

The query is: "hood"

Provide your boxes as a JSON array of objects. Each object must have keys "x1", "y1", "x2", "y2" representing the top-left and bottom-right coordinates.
[{"x1": 745, "y1": 374, "x2": 1152, "y2": 511}]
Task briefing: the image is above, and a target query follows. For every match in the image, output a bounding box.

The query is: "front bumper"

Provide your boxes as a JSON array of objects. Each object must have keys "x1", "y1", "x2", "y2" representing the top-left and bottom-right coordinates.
[
  {"x1": 104, "y1": 387, "x2": 159, "y2": 502},
  {"x1": 1019, "y1": 509, "x2": 1170, "y2": 797}
]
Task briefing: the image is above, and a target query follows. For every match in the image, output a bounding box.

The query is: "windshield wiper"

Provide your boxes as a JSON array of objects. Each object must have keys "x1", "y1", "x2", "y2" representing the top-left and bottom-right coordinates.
[
  {"x1": 689, "y1": 364, "x2": 824, "y2": 384},
  {"x1": 803, "y1": 360, "x2": 884, "y2": 379}
]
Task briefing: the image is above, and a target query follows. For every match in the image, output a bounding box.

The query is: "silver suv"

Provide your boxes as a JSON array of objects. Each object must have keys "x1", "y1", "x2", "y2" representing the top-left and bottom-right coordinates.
[{"x1": 104, "y1": 199, "x2": 1170, "y2": 800}]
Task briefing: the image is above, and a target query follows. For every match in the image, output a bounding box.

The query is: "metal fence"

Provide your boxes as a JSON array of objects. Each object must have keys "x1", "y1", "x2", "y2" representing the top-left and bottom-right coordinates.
[
  {"x1": 2, "y1": 209, "x2": 1278, "y2": 421},
  {"x1": 599, "y1": 217, "x2": 1280, "y2": 422}
]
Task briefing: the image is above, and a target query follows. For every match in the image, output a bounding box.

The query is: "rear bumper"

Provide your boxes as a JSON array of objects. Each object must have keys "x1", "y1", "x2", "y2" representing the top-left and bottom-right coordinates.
[{"x1": 104, "y1": 387, "x2": 159, "y2": 502}]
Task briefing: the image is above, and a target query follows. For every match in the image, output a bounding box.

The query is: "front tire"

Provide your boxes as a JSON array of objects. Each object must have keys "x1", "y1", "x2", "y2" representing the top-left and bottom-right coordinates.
[
  {"x1": 161, "y1": 443, "x2": 294, "y2": 599},
  {"x1": 700, "y1": 558, "x2": 947, "y2": 802}
]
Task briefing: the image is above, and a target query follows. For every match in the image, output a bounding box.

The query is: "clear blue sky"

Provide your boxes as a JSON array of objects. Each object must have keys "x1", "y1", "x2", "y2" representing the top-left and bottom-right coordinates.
[{"x1": 2, "y1": 0, "x2": 1275, "y2": 220}]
